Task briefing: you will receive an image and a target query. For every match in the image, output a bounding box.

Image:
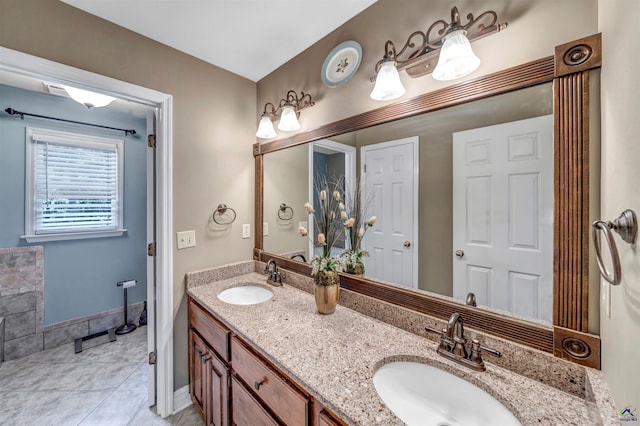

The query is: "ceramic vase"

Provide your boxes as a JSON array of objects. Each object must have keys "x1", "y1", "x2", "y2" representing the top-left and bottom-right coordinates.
[{"x1": 314, "y1": 270, "x2": 340, "y2": 314}]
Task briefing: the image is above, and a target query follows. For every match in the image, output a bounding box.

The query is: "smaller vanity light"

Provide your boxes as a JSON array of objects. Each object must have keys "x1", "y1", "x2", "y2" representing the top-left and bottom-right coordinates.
[
  {"x1": 256, "y1": 113, "x2": 277, "y2": 139},
  {"x1": 277, "y1": 103, "x2": 301, "y2": 131},
  {"x1": 256, "y1": 90, "x2": 315, "y2": 139},
  {"x1": 370, "y1": 60, "x2": 406, "y2": 101},
  {"x1": 62, "y1": 85, "x2": 116, "y2": 109}
]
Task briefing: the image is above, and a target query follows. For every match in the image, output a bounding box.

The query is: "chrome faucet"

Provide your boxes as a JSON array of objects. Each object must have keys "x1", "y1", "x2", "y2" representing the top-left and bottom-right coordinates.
[
  {"x1": 426, "y1": 313, "x2": 501, "y2": 371},
  {"x1": 264, "y1": 259, "x2": 283, "y2": 286}
]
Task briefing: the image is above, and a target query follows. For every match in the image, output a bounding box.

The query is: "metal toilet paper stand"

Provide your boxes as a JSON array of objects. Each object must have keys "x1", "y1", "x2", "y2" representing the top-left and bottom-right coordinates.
[{"x1": 115, "y1": 279, "x2": 138, "y2": 335}]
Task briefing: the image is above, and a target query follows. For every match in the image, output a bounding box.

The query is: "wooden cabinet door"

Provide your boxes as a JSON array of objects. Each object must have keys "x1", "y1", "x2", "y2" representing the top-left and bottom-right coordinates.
[
  {"x1": 189, "y1": 330, "x2": 209, "y2": 420},
  {"x1": 206, "y1": 347, "x2": 229, "y2": 426},
  {"x1": 190, "y1": 329, "x2": 230, "y2": 426}
]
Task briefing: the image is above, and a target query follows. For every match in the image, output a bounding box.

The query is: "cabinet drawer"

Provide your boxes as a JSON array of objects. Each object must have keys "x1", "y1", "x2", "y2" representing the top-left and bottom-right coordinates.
[
  {"x1": 231, "y1": 336, "x2": 309, "y2": 426},
  {"x1": 231, "y1": 376, "x2": 279, "y2": 426},
  {"x1": 189, "y1": 298, "x2": 230, "y2": 361}
]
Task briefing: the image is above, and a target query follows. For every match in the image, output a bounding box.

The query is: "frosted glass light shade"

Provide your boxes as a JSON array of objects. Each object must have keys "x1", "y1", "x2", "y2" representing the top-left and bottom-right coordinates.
[
  {"x1": 432, "y1": 29, "x2": 480, "y2": 81},
  {"x1": 277, "y1": 104, "x2": 301, "y2": 131},
  {"x1": 62, "y1": 85, "x2": 116, "y2": 108},
  {"x1": 256, "y1": 115, "x2": 277, "y2": 139},
  {"x1": 370, "y1": 61, "x2": 406, "y2": 101}
]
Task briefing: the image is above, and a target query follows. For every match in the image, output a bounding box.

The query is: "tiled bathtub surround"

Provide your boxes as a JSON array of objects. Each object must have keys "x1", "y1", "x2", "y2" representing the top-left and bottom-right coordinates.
[
  {"x1": 187, "y1": 263, "x2": 618, "y2": 425},
  {"x1": 0, "y1": 246, "x2": 44, "y2": 360}
]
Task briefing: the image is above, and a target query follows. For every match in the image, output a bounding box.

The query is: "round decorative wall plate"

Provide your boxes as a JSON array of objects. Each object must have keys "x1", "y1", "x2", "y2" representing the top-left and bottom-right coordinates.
[{"x1": 321, "y1": 40, "x2": 362, "y2": 88}]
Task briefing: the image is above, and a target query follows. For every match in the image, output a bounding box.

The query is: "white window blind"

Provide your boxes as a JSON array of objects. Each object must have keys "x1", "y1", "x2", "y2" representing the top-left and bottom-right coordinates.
[{"x1": 24, "y1": 127, "x2": 125, "y2": 242}]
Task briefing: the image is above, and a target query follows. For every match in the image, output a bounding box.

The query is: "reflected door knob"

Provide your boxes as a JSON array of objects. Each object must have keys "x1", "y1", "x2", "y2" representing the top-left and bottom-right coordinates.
[
  {"x1": 455, "y1": 250, "x2": 464, "y2": 258},
  {"x1": 404, "y1": 241, "x2": 411, "y2": 248}
]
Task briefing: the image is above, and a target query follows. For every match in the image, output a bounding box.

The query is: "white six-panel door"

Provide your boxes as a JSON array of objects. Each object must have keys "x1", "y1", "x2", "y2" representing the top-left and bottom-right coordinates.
[
  {"x1": 361, "y1": 137, "x2": 418, "y2": 288},
  {"x1": 452, "y1": 115, "x2": 553, "y2": 322}
]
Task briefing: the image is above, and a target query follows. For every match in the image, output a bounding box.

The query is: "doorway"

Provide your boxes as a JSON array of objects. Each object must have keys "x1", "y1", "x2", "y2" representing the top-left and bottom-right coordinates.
[
  {"x1": 0, "y1": 47, "x2": 174, "y2": 416},
  {"x1": 308, "y1": 139, "x2": 356, "y2": 258}
]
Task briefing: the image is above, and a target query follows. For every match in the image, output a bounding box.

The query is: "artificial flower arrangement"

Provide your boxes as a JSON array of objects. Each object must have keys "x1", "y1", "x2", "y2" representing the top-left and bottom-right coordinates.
[
  {"x1": 299, "y1": 176, "x2": 346, "y2": 277},
  {"x1": 341, "y1": 179, "x2": 376, "y2": 274}
]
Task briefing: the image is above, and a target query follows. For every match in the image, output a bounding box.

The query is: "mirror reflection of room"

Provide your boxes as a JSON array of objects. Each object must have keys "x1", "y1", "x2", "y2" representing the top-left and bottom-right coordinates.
[{"x1": 264, "y1": 82, "x2": 554, "y2": 323}]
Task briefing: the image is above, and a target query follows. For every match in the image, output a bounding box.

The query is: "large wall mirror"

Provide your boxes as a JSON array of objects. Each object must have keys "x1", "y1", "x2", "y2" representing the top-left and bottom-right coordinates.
[{"x1": 255, "y1": 34, "x2": 602, "y2": 367}]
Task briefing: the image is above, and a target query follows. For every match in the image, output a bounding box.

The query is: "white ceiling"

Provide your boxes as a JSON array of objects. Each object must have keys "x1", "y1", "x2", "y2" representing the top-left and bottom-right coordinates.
[{"x1": 60, "y1": 0, "x2": 378, "y2": 82}]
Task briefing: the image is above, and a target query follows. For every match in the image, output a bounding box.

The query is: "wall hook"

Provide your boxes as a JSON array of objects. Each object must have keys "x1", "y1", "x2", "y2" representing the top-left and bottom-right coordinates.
[{"x1": 592, "y1": 209, "x2": 637, "y2": 285}]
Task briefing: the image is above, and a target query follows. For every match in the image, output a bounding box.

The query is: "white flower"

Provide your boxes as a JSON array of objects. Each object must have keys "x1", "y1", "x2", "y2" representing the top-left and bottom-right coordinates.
[
  {"x1": 340, "y1": 210, "x2": 348, "y2": 220},
  {"x1": 298, "y1": 226, "x2": 308, "y2": 236},
  {"x1": 333, "y1": 190, "x2": 341, "y2": 201},
  {"x1": 345, "y1": 218, "x2": 355, "y2": 228},
  {"x1": 339, "y1": 202, "x2": 345, "y2": 210},
  {"x1": 317, "y1": 233, "x2": 326, "y2": 245},
  {"x1": 358, "y1": 227, "x2": 365, "y2": 237},
  {"x1": 367, "y1": 216, "x2": 377, "y2": 226},
  {"x1": 304, "y1": 202, "x2": 314, "y2": 213},
  {"x1": 319, "y1": 190, "x2": 327, "y2": 201}
]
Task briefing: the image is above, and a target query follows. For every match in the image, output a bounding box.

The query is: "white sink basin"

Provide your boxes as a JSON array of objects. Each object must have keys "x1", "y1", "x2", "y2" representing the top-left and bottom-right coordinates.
[
  {"x1": 373, "y1": 361, "x2": 521, "y2": 426},
  {"x1": 217, "y1": 285, "x2": 273, "y2": 305}
]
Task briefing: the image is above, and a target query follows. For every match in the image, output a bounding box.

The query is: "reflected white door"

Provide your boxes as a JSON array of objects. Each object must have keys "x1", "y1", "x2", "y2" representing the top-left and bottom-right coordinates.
[
  {"x1": 362, "y1": 137, "x2": 418, "y2": 288},
  {"x1": 452, "y1": 115, "x2": 553, "y2": 322}
]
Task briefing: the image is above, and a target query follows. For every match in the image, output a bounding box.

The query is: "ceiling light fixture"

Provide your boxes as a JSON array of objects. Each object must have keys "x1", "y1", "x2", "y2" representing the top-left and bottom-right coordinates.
[
  {"x1": 370, "y1": 6, "x2": 507, "y2": 100},
  {"x1": 256, "y1": 90, "x2": 315, "y2": 139},
  {"x1": 61, "y1": 85, "x2": 117, "y2": 109}
]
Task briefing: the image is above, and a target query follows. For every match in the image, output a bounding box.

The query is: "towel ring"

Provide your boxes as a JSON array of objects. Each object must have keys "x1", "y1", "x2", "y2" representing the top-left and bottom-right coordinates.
[
  {"x1": 278, "y1": 203, "x2": 294, "y2": 221},
  {"x1": 212, "y1": 204, "x2": 237, "y2": 225},
  {"x1": 592, "y1": 209, "x2": 637, "y2": 285}
]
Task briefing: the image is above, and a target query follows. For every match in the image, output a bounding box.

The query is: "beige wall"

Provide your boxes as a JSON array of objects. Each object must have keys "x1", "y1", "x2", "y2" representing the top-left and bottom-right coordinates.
[
  {"x1": 599, "y1": 0, "x2": 640, "y2": 412},
  {"x1": 0, "y1": 0, "x2": 256, "y2": 390},
  {"x1": 263, "y1": 144, "x2": 309, "y2": 256},
  {"x1": 257, "y1": 0, "x2": 597, "y2": 130}
]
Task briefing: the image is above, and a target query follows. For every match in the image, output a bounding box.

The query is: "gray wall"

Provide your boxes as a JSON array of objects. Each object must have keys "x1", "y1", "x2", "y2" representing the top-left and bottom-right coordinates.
[{"x1": 0, "y1": 84, "x2": 147, "y2": 324}]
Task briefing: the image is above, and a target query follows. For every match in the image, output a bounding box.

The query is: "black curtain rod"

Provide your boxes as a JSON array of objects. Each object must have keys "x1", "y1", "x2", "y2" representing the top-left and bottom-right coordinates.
[{"x1": 4, "y1": 107, "x2": 137, "y2": 136}]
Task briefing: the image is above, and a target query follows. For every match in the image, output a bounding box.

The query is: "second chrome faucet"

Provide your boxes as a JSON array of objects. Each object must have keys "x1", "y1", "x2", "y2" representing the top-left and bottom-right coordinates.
[{"x1": 426, "y1": 313, "x2": 501, "y2": 371}]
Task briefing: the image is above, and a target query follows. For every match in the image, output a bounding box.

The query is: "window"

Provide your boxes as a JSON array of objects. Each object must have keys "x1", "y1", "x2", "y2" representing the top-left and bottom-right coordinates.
[{"x1": 23, "y1": 127, "x2": 126, "y2": 242}]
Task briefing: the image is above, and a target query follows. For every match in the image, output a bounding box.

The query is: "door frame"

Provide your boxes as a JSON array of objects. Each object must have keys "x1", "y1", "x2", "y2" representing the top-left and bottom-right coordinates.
[
  {"x1": 307, "y1": 139, "x2": 356, "y2": 257},
  {"x1": 360, "y1": 136, "x2": 419, "y2": 288},
  {"x1": 0, "y1": 47, "x2": 175, "y2": 417}
]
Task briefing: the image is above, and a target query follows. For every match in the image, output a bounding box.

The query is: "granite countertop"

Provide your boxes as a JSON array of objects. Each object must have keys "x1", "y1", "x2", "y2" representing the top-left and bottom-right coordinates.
[{"x1": 187, "y1": 272, "x2": 608, "y2": 426}]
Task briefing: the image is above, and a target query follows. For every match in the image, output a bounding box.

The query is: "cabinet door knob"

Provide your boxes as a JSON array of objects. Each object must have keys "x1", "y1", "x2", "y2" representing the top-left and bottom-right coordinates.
[
  {"x1": 254, "y1": 378, "x2": 267, "y2": 390},
  {"x1": 404, "y1": 241, "x2": 411, "y2": 248}
]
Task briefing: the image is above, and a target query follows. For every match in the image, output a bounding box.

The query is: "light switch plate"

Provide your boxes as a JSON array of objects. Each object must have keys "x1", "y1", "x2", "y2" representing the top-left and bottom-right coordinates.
[
  {"x1": 242, "y1": 224, "x2": 251, "y2": 239},
  {"x1": 263, "y1": 222, "x2": 269, "y2": 236},
  {"x1": 177, "y1": 230, "x2": 196, "y2": 249}
]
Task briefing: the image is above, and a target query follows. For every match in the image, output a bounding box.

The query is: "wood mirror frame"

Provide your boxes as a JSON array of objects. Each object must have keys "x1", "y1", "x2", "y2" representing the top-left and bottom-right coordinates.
[{"x1": 253, "y1": 34, "x2": 602, "y2": 368}]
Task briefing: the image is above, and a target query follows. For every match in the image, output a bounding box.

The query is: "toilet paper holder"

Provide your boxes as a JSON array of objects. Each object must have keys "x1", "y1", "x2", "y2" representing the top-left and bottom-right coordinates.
[{"x1": 592, "y1": 209, "x2": 637, "y2": 285}]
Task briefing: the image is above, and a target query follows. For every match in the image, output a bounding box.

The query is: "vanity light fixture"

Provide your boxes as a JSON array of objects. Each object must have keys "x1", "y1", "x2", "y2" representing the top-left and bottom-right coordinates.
[
  {"x1": 370, "y1": 6, "x2": 507, "y2": 100},
  {"x1": 61, "y1": 85, "x2": 116, "y2": 109},
  {"x1": 256, "y1": 90, "x2": 315, "y2": 139}
]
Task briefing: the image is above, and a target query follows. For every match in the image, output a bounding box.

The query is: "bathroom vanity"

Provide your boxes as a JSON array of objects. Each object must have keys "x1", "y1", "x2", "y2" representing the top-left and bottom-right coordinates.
[{"x1": 186, "y1": 263, "x2": 617, "y2": 426}]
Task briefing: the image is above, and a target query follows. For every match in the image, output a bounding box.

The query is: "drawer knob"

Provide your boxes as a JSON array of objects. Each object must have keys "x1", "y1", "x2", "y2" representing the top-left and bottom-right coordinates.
[{"x1": 254, "y1": 378, "x2": 267, "y2": 390}]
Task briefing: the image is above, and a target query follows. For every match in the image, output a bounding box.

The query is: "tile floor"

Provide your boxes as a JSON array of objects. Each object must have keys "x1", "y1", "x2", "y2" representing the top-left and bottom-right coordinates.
[{"x1": 0, "y1": 327, "x2": 203, "y2": 425}]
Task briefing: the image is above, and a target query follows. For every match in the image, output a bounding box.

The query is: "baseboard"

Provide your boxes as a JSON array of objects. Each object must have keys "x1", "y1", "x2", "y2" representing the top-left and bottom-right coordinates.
[{"x1": 173, "y1": 385, "x2": 192, "y2": 414}]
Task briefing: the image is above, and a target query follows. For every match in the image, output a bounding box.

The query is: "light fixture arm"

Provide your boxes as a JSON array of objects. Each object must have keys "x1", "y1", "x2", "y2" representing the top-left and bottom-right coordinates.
[
  {"x1": 371, "y1": 6, "x2": 507, "y2": 80},
  {"x1": 262, "y1": 90, "x2": 315, "y2": 121}
]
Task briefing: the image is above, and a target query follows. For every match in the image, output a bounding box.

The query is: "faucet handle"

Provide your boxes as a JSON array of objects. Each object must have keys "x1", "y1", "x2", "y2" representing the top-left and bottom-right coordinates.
[
  {"x1": 424, "y1": 326, "x2": 444, "y2": 336},
  {"x1": 470, "y1": 338, "x2": 502, "y2": 364}
]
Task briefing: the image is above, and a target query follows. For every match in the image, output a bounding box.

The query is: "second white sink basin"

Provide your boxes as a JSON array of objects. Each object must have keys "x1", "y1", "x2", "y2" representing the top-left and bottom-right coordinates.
[
  {"x1": 373, "y1": 361, "x2": 521, "y2": 426},
  {"x1": 217, "y1": 285, "x2": 273, "y2": 305}
]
